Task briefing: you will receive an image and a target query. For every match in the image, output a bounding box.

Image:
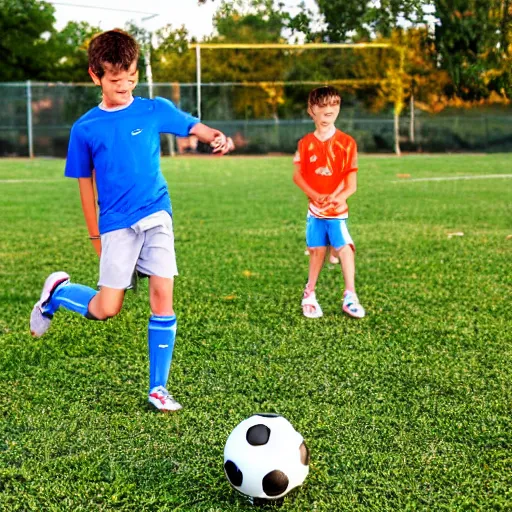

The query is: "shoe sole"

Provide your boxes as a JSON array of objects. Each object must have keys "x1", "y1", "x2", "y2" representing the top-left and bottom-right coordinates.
[
  {"x1": 148, "y1": 396, "x2": 183, "y2": 412},
  {"x1": 148, "y1": 403, "x2": 183, "y2": 412},
  {"x1": 343, "y1": 305, "x2": 365, "y2": 319},
  {"x1": 38, "y1": 272, "x2": 70, "y2": 306},
  {"x1": 30, "y1": 272, "x2": 70, "y2": 337},
  {"x1": 303, "y1": 310, "x2": 323, "y2": 319}
]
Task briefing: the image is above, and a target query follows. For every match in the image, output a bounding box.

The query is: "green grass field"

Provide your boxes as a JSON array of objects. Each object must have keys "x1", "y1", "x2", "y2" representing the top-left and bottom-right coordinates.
[{"x1": 0, "y1": 154, "x2": 511, "y2": 511}]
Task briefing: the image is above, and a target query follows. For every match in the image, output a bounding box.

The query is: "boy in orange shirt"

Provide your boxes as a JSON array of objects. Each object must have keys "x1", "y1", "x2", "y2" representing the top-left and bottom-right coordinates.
[{"x1": 293, "y1": 86, "x2": 365, "y2": 319}]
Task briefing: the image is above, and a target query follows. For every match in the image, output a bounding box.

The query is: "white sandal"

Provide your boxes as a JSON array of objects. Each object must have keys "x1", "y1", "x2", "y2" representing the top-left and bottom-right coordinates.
[
  {"x1": 301, "y1": 292, "x2": 323, "y2": 318},
  {"x1": 343, "y1": 291, "x2": 366, "y2": 318}
]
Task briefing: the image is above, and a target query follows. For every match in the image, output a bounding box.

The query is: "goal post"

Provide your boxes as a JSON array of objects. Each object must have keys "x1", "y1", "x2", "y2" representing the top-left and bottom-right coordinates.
[{"x1": 190, "y1": 42, "x2": 406, "y2": 155}]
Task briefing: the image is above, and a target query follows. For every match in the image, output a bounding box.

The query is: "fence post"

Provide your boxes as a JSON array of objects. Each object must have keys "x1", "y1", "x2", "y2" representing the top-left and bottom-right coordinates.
[
  {"x1": 484, "y1": 115, "x2": 489, "y2": 151},
  {"x1": 196, "y1": 45, "x2": 202, "y2": 119},
  {"x1": 409, "y1": 94, "x2": 415, "y2": 143},
  {"x1": 26, "y1": 80, "x2": 34, "y2": 158}
]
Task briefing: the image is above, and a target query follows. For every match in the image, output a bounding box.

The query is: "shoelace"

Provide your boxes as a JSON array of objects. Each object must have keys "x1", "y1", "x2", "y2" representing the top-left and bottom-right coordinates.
[{"x1": 152, "y1": 387, "x2": 168, "y2": 398}]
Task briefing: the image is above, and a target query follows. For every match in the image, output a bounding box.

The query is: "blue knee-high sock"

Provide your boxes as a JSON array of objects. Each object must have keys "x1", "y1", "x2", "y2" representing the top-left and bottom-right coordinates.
[
  {"x1": 43, "y1": 281, "x2": 98, "y2": 317},
  {"x1": 148, "y1": 315, "x2": 177, "y2": 391}
]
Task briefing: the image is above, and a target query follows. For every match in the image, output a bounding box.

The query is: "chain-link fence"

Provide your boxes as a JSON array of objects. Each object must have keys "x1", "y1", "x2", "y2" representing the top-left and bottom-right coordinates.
[{"x1": 2, "y1": 82, "x2": 511, "y2": 157}]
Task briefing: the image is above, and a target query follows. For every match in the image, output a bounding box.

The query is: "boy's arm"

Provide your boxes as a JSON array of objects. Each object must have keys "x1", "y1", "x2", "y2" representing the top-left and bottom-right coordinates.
[
  {"x1": 333, "y1": 171, "x2": 357, "y2": 201},
  {"x1": 327, "y1": 143, "x2": 359, "y2": 207},
  {"x1": 293, "y1": 164, "x2": 328, "y2": 205},
  {"x1": 153, "y1": 98, "x2": 234, "y2": 154},
  {"x1": 189, "y1": 123, "x2": 234, "y2": 154},
  {"x1": 327, "y1": 171, "x2": 357, "y2": 211},
  {"x1": 78, "y1": 176, "x2": 101, "y2": 257}
]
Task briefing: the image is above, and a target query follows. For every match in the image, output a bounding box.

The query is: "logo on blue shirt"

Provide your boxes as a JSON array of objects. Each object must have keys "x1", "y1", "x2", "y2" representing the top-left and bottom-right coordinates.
[{"x1": 131, "y1": 128, "x2": 143, "y2": 136}]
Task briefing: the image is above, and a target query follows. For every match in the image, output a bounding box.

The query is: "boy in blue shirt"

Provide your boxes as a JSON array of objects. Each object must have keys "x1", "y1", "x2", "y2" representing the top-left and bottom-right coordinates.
[{"x1": 29, "y1": 30, "x2": 234, "y2": 412}]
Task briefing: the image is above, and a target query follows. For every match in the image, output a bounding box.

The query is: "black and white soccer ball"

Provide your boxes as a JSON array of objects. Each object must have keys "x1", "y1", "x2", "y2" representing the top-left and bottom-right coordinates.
[{"x1": 224, "y1": 413, "x2": 310, "y2": 501}]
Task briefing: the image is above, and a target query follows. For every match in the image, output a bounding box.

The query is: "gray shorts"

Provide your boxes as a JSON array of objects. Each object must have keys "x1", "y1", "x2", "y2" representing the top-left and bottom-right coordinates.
[{"x1": 98, "y1": 211, "x2": 178, "y2": 289}]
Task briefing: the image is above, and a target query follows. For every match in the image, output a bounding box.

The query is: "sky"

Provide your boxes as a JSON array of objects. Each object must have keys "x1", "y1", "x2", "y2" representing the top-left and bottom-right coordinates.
[{"x1": 49, "y1": 0, "x2": 320, "y2": 39}]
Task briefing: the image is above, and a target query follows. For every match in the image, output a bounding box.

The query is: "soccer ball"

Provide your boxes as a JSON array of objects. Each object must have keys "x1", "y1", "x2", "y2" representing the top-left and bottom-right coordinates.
[{"x1": 223, "y1": 413, "x2": 310, "y2": 502}]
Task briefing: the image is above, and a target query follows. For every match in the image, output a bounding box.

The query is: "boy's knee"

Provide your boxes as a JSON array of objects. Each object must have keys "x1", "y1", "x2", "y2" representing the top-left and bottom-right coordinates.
[
  {"x1": 308, "y1": 246, "x2": 326, "y2": 257},
  {"x1": 149, "y1": 281, "x2": 173, "y2": 316},
  {"x1": 88, "y1": 288, "x2": 125, "y2": 320},
  {"x1": 88, "y1": 301, "x2": 123, "y2": 320},
  {"x1": 150, "y1": 291, "x2": 174, "y2": 316},
  {"x1": 339, "y1": 244, "x2": 354, "y2": 255},
  {"x1": 85, "y1": 309, "x2": 119, "y2": 321},
  {"x1": 100, "y1": 303, "x2": 123, "y2": 319}
]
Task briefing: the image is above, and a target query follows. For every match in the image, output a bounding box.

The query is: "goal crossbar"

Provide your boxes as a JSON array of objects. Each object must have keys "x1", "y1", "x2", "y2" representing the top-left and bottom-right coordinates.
[{"x1": 190, "y1": 43, "x2": 394, "y2": 50}]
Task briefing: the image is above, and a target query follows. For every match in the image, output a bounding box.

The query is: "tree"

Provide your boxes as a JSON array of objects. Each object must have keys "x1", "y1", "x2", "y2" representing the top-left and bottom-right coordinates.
[
  {"x1": 484, "y1": 0, "x2": 512, "y2": 98},
  {"x1": 152, "y1": 24, "x2": 197, "y2": 83},
  {"x1": 198, "y1": 0, "x2": 290, "y2": 119},
  {"x1": 213, "y1": 0, "x2": 284, "y2": 43},
  {"x1": 46, "y1": 21, "x2": 100, "y2": 82},
  {"x1": 289, "y1": 0, "x2": 428, "y2": 42},
  {"x1": 0, "y1": 0, "x2": 56, "y2": 80},
  {"x1": 434, "y1": 0, "x2": 512, "y2": 99}
]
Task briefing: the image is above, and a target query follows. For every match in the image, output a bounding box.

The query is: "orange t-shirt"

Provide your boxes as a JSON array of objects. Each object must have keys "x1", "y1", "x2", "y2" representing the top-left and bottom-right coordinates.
[{"x1": 294, "y1": 129, "x2": 358, "y2": 219}]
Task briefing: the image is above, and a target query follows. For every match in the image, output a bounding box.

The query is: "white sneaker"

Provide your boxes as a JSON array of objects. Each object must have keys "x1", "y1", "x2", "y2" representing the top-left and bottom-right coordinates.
[
  {"x1": 343, "y1": 291, "x2": 366, "y2": 319},
  {"x1": 30, "y1": 272, "x2": 70, "y2": 337},
  {"x1": 148, "y1": 386, "x2": 182, "y2": 412}
]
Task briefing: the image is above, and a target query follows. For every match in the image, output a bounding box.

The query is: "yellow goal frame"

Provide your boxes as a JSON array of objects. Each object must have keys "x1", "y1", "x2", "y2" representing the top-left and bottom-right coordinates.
[{"x1": 190, "y1": 42, "x2": 406, "y2": 155}]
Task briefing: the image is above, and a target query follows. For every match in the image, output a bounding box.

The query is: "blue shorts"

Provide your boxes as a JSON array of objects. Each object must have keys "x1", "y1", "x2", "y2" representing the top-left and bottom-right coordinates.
[{"x1": 306, "y1": 215, "x2": 355, "y2": 251}]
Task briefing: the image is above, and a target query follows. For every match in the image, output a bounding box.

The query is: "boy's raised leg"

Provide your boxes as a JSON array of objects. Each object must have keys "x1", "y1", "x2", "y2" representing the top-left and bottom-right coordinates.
[
  {"x1": 30, "y1": 272, "x2": 99, "y2": 337},
  {"x1": 30, "y1": 275, "x2": 126, "y2": 337}
]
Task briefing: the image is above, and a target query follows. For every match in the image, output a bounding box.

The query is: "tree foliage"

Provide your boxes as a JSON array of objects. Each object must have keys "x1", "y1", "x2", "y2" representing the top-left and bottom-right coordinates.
[
  {"x1": 285, "y1": 0, "x2": 511, "y2": 103},
  {"x1": 288, "y1": 0, "x2": 427, "y2": 42},
  {"x1": 0, "y1": 0, "x2": 510, "y2": 114},
  {"x1": 46, "y1": 21, "x2": 100, "y2": 82},
  {"x1": 152, "y1": 25, "x2": 196, "y2": 83},
  {"x1": 0, "y1": 0, "x2": 56, "y2": 80},
  {"x1": 434, "y1": 0, "x2": 512, "y2": 100}
]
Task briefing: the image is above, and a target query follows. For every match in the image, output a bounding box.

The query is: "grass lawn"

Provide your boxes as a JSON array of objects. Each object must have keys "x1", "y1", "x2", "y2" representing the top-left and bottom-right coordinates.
[{"x1": 0, "y1": 154, "x2": 511, "y2": 511}]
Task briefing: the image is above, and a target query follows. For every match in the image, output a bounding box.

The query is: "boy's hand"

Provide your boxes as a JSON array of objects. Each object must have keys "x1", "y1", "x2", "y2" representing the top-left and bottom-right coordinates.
[
  {"x1": 211, "y1": 132, "x2": 235, "y2": 155},
  {"x1": 327, "y1": 195, "x2": 348, "y2": 211},
  {"x1": 312, "y1": 194, "x2": 329, "y2": 207}
]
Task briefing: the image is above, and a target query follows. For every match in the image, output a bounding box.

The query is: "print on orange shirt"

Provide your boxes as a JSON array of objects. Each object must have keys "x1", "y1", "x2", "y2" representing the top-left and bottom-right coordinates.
[{"x1": 295, "y1": 129, "x2": 358, "y2": 219}]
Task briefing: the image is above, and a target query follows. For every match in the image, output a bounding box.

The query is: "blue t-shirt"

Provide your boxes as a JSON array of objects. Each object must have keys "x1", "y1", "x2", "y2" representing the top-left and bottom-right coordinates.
[{"x1": 65, "y1": 96, "x2": 199, "y2": 234}]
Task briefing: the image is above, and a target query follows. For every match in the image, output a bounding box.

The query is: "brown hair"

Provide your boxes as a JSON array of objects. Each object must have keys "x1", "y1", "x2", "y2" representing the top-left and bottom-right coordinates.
[
  {"x1": 88, "y1": 30, "x2": 139, "y2": 78},
  {"x1": 308, "y1": 86, "x2": 342, "y2": 108}
]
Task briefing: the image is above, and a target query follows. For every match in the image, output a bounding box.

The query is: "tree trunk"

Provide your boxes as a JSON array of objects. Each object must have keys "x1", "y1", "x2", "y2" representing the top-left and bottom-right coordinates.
[
  {"x1": 502, "y1": 0, "x2": 511, "y2": 55},
  {"x1": 394, "y1": 111, "x2": 401, "y2": 156}
]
